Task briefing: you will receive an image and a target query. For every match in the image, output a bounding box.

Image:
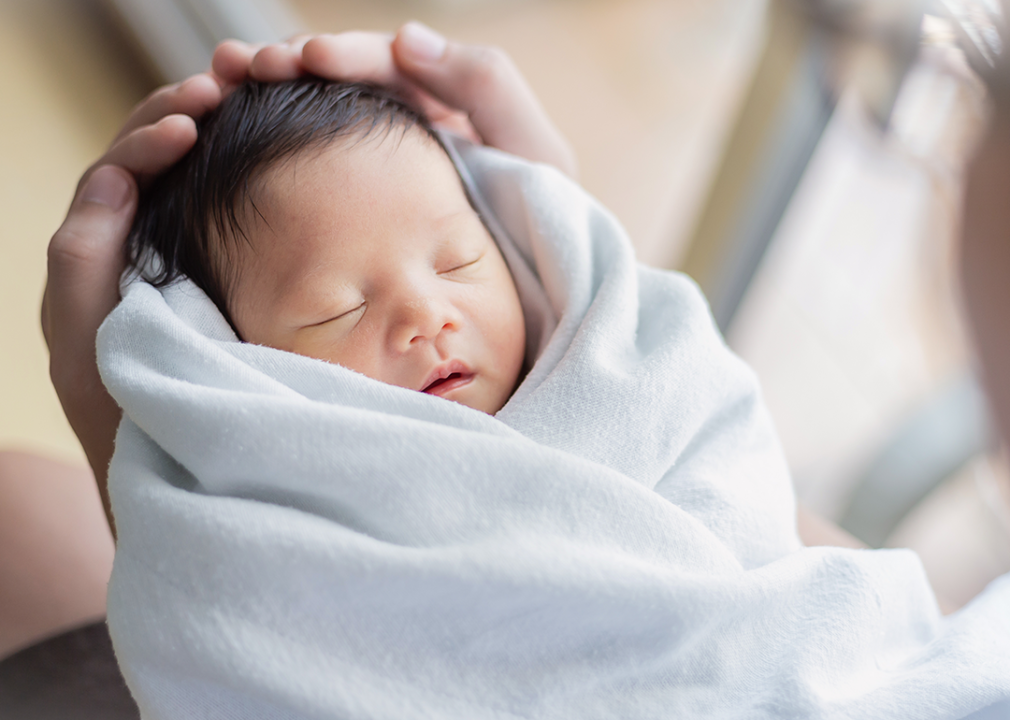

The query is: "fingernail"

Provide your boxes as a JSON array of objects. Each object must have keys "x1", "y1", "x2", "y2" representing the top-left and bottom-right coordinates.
[
  {"x1": 81, "y1": 166, "x2": 131, "y2": 211},
  {"x1": 401, "y1": 22, "x2": 446, "y2": 62}
]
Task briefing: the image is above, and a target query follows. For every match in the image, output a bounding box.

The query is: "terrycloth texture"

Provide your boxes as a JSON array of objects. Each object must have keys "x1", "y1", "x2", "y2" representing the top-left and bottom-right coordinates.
[{"x1": 98, "y1": 135, "x2": 1010, "y2": 719}]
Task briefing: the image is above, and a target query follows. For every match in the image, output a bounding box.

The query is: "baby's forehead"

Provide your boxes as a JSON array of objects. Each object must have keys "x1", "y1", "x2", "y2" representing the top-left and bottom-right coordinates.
[
  {"x1": 247, "y1": 126, "x2": 456, "y2": 214},
  {"x1": 262, "y1": 123, "x2": 447, "y2": 179},
  {"x1": 230, "y1": 128, "x2": 483, "y2": 276},
  {"x1": 252, "y1": 126, "x2": 463, "y2": 213}
]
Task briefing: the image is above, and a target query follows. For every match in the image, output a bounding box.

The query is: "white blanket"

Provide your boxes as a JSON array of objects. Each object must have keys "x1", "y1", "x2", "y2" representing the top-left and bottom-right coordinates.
[{"x1": 98, "y1": 136, "x2": 1010, "y2": 719}]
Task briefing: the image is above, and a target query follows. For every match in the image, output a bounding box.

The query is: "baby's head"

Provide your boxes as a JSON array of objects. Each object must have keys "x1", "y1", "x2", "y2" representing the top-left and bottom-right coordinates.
[{"x1": 130, "y1": 79, "x2": 526, "y2": 414}]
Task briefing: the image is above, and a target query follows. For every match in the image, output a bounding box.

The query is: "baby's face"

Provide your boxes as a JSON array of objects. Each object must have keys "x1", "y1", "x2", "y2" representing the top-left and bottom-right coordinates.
[{"x1": 228, "y1": 128, "x2": 527, "y2": 415}]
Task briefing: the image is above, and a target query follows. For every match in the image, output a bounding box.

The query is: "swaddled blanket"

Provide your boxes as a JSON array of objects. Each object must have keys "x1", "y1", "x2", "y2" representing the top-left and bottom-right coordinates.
[{"x1": 98, "y1": 135, "x2": 1010, "y2": 719}]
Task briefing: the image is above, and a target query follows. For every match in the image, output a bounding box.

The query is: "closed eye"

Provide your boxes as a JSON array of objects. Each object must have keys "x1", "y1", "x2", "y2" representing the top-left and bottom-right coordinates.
[
  {"x1": 439, "y1": 254, "x2": 484, "y2": 275},
  {"x1": 302, "y1": 302, "x2": 365, "y2": 329}
]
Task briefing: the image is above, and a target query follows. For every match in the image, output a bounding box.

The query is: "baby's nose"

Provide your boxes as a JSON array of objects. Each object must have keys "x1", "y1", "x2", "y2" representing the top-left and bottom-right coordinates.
[{"x1": 392, "y1": 296, "x2": 460, "y2": 349}]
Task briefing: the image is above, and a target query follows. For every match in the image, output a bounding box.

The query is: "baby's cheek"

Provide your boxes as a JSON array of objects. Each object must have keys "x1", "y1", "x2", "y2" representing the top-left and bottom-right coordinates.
[
  {"x1": 312, "y1": 325, "x2": 399, "y2": 386},
  {"x1": 497, "y1": 298, "x2": 527, "y2": 368}
]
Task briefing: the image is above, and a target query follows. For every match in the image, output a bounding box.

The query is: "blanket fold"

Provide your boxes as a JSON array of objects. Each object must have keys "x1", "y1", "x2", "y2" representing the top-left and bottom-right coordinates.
[{"x1": 98, "y1": 136, "x2": 1010, "y2": 719}]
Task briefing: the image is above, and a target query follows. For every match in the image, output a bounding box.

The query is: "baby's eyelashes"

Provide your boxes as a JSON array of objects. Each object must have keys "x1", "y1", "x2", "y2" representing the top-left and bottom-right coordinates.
[
  {"x1": 301, "y1": 301, "x2": 366, "y2": 329},
  {"x1": 438, "y1": 252, "x2": 485, "y2": 276}
]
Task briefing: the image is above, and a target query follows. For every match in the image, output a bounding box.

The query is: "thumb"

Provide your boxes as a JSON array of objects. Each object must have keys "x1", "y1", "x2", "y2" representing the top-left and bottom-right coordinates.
[
  {"x1": 44, "y1": 164, "x2": 136, "y2": 354},
  {"x1": 44, "y1": 163, "x2": 136, "y2": 415},
  {"x1": 392, "y1": 22, "x2": 577, "y2": 178}
]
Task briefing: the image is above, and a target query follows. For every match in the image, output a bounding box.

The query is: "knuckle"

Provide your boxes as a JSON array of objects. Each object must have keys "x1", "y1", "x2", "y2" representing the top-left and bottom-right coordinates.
[
  {"x1": 124, "y1": 85, "x2": 175, "y2": 130},
  {"x1": 47, "y1": 223, "x2": 105, "y2": 271},
  {"x1": 144, "y1": 83, "x2": 177, "y2": 108}
]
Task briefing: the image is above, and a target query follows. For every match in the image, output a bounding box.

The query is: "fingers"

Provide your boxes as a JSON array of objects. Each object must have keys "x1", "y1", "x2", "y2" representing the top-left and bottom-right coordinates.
[
  {"x1": 213, "y1": 39, "x2": 260, "y2": 86},
  {"x1": 61, "y1": 119, "x2": 193, "y2": 381},
  {"x1": 46, "y1": 166, "x2": 135, "y2": 358},
  {"x1": 250, "y1": 43, "x2": 304, "y2": 82},
  {"x1": 217, "y1": 27, "x2": 576, "y2": 176},
  {"x1": 113, "y1": 73, "x2": 221, "y2": 144},
  {"x1": 92, "y1": 115, "x2": 197, "y2": 189},
  {"x1": 299, "y1": 32, "x2": 480, "y2": 141},
  {"x1": 215, "y1": 37, "x2": 312, "y2": 86},
  {"x1": 301, "y1": 31, "x2": 399, "y2": 85},
  {"x1": 392, "y1": 23, "x2": 577, "y2": 178}
]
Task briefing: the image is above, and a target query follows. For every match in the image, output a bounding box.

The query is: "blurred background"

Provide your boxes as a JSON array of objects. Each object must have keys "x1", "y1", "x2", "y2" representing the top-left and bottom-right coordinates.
[{"x1": 1, "y1": 0, "x2": 1007, "y2": 611}]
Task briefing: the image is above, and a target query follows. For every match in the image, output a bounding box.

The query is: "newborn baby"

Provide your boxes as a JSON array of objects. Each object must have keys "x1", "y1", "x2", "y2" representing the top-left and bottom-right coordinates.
[{"x1": 130, "y1": 79, "x2": 526, "y2": 415}]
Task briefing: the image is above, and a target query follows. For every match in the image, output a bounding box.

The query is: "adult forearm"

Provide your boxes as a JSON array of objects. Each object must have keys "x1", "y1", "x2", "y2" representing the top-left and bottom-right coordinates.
[{"x1": 961, "y1": 110, "x2": 1010, "y2": 453}]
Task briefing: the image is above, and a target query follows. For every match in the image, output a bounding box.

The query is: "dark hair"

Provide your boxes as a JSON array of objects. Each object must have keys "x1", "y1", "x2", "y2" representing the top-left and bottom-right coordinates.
[{"x1": 127, "y1": 78, "x2": 434, "y2": 327}]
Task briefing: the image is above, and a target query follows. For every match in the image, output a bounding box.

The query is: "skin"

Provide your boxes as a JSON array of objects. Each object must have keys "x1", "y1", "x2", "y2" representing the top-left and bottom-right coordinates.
[
  {"x1": 962, "y1": 110, "x2": 1010, "y2": 452},
  {"x1": 229, "y1": 129, "x2": 527, "y2": 415},
  {"x1": 0, "y1": 452, "x2": 113, "y2": 659}
]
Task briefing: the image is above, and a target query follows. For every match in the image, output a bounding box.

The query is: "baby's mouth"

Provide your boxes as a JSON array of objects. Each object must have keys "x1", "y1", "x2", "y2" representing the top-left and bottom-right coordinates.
[{"x1": 421, "y1": 362, "x2": 474, "y2": 397}]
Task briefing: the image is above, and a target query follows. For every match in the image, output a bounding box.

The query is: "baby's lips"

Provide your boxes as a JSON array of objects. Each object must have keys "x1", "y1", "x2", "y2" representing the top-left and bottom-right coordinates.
[
  {"x1": 422, "y1": 372, "x2": 474, "y2": 398},
  {"x1": 420, "y1": 359, "x2": 472, "y2": 393}
]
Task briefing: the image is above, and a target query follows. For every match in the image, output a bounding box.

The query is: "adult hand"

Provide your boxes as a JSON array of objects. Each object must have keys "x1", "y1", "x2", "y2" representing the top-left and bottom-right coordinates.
[
  {"x1": 212, "y1": 23, "x2": 578, "y2": 178},
  {"x1": 42, "y1": 74, "x2": 224, "y2": 535}
]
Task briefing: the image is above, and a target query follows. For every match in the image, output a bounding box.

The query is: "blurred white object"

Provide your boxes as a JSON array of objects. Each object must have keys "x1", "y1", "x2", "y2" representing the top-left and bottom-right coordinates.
[
  {"x1": 728, "y1": 17, "x2": 990, "y2": 523},
  {"x1": 805, "y1": 0, "x2": 928, "y2": 126},
  {"x1": 940, "y1": 0, "x2": 1003, "y2": 67},
  {"x1": 104, "y1": 0, "x2": 303, "y2": 82}
]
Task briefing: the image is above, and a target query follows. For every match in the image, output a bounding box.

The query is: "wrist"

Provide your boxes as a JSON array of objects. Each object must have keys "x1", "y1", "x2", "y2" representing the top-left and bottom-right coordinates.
[{"x1": 50, "y1": 359, "x2": 121, "y2": 536}]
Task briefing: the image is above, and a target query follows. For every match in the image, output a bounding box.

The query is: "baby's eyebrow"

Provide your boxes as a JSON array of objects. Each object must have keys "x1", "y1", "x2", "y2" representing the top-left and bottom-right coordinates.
[
  {"x1": 430, "y1": 213, "x2": 490, "y2": 249},
  {"x1": 299, "y1": 301, "x2": 365, "y2": 329},
  {"x1": 430, "y1": 209, "x2": 475, "y2": 229}
]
